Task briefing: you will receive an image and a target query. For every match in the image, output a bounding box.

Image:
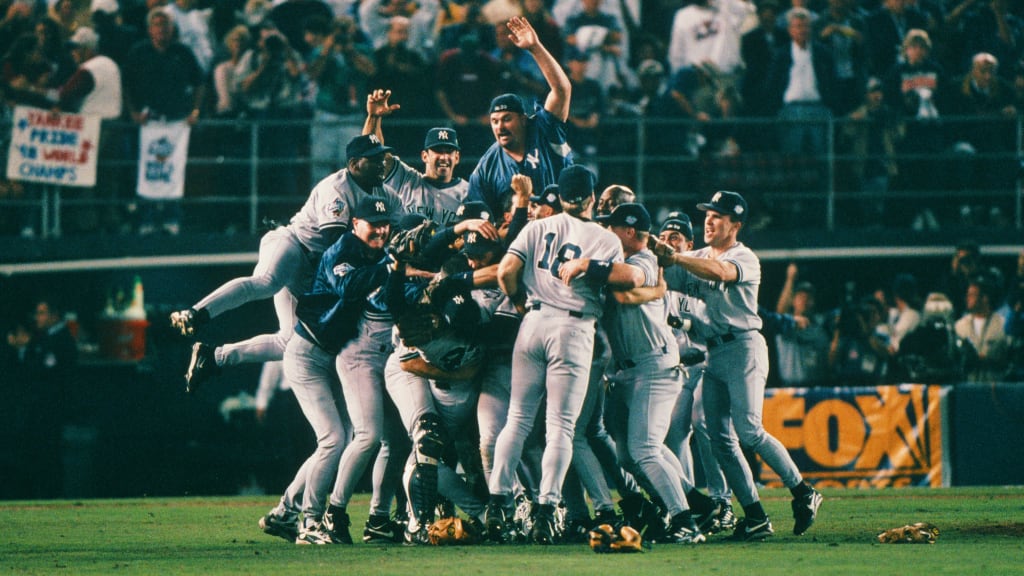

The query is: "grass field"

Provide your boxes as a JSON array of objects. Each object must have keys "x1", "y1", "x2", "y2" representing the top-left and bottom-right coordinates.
[{"x1": 2, "y1": 487, "x2": 1023, "y2": 576}]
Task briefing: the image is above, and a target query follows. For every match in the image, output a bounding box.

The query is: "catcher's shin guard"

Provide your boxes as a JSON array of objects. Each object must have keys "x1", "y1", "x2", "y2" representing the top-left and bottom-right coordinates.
[{"x1": 407, "y1": 413, "x2": 447, "y2": 528}]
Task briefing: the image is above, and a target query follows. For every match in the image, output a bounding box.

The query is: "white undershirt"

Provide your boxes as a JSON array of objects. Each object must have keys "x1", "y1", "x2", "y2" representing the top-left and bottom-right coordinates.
[{"x1": 783, "y1": 42, "x2": 821, "y2": 104}]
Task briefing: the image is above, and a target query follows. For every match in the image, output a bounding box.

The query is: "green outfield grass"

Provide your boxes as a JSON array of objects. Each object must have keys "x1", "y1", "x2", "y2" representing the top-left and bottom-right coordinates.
[{"x1": 2, "y1": 487, "x2": 1023, "y2": 576}]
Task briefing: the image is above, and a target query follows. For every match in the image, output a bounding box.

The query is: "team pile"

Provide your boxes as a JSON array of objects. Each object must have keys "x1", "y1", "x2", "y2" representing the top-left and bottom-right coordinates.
[{"x1": 170, "y1": 16, "x2": 822, "y2": 548}]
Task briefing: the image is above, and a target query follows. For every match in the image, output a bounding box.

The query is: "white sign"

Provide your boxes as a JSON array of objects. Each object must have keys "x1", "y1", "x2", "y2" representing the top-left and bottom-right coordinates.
[
  {"x1": 5, "y1": 106, "x2": 101, "y2": 187},
  {"x1": 136, "y1": 120, "x2": 190, "y2": 200}
]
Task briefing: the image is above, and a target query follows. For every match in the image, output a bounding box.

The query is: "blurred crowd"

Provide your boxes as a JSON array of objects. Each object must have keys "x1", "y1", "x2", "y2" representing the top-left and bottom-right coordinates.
[
  {"x1": 2, "y1": 0, "x2": 1024, "y2": 236},
  {"x1": 766, "y1": 243, "x2": 1024, "y2": 387}
]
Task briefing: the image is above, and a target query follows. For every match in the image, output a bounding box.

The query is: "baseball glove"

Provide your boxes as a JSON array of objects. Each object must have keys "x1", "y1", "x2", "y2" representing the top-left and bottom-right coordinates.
[
  {"x1": 877, "y1": 522, "x2": 939, "y2": 544},
  {"x1": 588, "y1": 524, "x2": 643, "y2": 553},
  {"x1": 388, "y1": 220, "x2": 438, "y2": 269},
  {"x1": 428, "y1": 517, "x2": 481, "y2": 546}
]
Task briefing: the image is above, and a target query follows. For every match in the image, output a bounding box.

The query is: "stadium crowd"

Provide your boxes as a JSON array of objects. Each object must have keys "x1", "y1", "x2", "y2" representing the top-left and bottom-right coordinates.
[{"x1": 1, "y1": 0, "x2": 1024, "y2": 235}]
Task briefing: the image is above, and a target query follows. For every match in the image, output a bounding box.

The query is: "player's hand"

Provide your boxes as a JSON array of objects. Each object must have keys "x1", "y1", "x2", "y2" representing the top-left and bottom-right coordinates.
[
  {"x1": 647, "y1": 236, "x2": 676, "y2": 267},
  {"x1": 506, "y1": 16, "x2": 539, "y2": 51},
  {"x1": 367, "y1": 89, "x2": 400, "y2": 117},
  {"x1": 510, "y1": 174, "x2": 532, "y2": 205},
  {"x1": 457, "y1": 218, "x2": 500, "y2": 241},
  {"x1": 786, "y1": 262, "x2": 799, "y2": 281},
  {"x1": 558, "y1": 258, "x2": 589, "y2": 285}
]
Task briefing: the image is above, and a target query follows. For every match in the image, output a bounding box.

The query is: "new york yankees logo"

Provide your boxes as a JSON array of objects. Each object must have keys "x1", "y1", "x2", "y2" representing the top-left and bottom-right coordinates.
[{"x1": 525, "y1": 149, "x2": 540, "y2": 169}]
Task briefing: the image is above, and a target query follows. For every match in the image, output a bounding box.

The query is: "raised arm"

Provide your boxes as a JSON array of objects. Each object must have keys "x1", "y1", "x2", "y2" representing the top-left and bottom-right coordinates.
[{"x1": 506, "y1": 16, "x2": 571, "y2": 121}]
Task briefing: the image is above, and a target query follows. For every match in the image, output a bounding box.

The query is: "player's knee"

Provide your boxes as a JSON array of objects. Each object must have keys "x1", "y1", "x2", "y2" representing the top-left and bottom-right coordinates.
[{"x1": 413, "y1": 413, "x2": 447, "y2": 466}]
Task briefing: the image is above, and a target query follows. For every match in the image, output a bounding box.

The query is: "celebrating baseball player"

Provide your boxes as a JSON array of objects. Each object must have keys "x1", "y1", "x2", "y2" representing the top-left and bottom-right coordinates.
[
  {"x1": 485, "y1": 165, "x2": 632, "y2": 545},
  {"x1": 363, "y1": 89, "x2": 469, "y2": 226},
  {"x1": 258, "y1": 196, "x2": 394, "y2": 545},
  {"x1": 649, "y1": 191, "x2": 823, "y2": 540},
  {"x1": 467, "y1": 16, "x2": 574, "y2": 219},
  {"x1": 171, "y1": 133, "x2": 403, "y2": 393}
]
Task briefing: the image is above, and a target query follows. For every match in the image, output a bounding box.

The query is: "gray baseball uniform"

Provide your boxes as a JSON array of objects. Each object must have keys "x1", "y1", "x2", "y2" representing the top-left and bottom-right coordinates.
[
  {"x1": 677, "y1": 242, "x2": 803, "y2": 508},
  {"x1": 385, "y1": 158, "x2": 469, "y2": 227},
  {"x1": 489, "y1": 213, "x2": 623, "y2": 507}
]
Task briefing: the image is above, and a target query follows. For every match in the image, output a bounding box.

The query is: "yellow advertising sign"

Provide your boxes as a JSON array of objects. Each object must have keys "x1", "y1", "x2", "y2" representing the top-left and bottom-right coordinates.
[{"x1": 758, "y1": 384, "x2": 949, "y2": 488}]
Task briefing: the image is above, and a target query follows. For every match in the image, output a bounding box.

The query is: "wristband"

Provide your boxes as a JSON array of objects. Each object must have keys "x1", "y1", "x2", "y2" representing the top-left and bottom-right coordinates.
[{"x1": 585, "y1": 260, "x2": 613, "y2": 284}]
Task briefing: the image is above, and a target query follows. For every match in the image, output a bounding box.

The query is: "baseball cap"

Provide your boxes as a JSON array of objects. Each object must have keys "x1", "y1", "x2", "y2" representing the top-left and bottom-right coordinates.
[
  {"x1": 90, "y1": 0, "x2": 118, "y2": 14},
  {"x1": 69, "y1": 27, "x2": 99, "y2": 50},
  {"x1": 455, "y1": 201, "x2": 492, "y2": 223},
  {"x1": 423, "y1": 127, "x2": 460, "y2": 151},
  {"x1": 346, "y1": 134, "x2": 392, "y2": 161},
  {"x1": 660, "y1": 211, "x2": 693, "y2": 239},
  {"x1": 557, "y1": 165, "x2": 595, "y2": 204},
  {"x1": 440, "y1": 289, "x2": 481, "y2": 332},
  {"x1": 595, "y1": 203, "x2": 652, "y2": 232},
  {"x1": 529, "y1": 184, "x2": 562, "y2": 212},
  {"x1": 697, "y1": 190, "x2": 748, "y2": 222},
  {"x1": 352, "y1": 196, "x2": 392, "y2": 224},
  {"x1": 461, "y1": 231, "x2": 503, "y2": 258},
  {"x1": 489, "y1": 93, "x2": 525, "y2": 115}
]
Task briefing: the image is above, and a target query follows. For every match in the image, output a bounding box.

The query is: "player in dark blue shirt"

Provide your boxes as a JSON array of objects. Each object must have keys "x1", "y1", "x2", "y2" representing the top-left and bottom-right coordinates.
[{"x1": 467, "y1": 16, "x2": 573, "y2": 218}]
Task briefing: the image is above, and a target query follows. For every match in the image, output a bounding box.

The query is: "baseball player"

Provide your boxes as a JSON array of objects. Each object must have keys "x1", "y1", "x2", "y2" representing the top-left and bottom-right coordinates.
[
  {"x1": 259, "y1": 196, "x2": 393, "y2": 545},
  {"x1": 596, "y1": 184, "x2": 636, "y2": 217},
  {"x1": 486, "y1": 165, "x2": 630, "y2": 545},
  {"x1": 659, "y1": 211, "x2": 736, "y2": 533},
  {"x1": 528, "y1": 184, "x2": 562, "y2": 220},
  {"x1": 572, "y1": 202, "x2": 705, "y2": 543},
  {"x1": 649, "y1": 191, "x2": 823, "y2": 540},
  {"x1": 363, "y1": 89, "x2": 470, "y2": 226},
  {"x1": 466, "y1": 16, "x2": 574, "y2": 218},
  {"x1": 171, "y1": 134, "x2": 403, "y2": 393}
]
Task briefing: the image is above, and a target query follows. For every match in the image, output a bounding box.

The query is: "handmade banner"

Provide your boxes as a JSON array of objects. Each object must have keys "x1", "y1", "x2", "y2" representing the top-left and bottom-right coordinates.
[
  {"x1": 5, "y1": 106, "x2": 101, "y2": 187},
  {"x1": 759, "y1": 384, "x2": 950, "y2": 488},
  {"x1": 136, "y1": 120, "x2": 190, "y2": 200}
]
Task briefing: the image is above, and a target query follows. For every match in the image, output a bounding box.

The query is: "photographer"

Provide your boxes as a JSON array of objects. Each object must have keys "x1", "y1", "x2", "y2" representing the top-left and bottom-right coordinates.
[
  {"x1": 234, "y1": 22, "x2": 307, "y2": 198},
  {"x1": 305, "y1": 15, "x2": 376, "y2": 183},
  {"x1": 828, "y1": 295, "x2": 891, "y2": 385}
]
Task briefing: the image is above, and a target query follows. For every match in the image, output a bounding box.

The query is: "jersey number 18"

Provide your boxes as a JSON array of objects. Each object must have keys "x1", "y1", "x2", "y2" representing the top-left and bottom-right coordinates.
[{"x1": 537, "y1": 232, "x2": 581, "y2": 278}]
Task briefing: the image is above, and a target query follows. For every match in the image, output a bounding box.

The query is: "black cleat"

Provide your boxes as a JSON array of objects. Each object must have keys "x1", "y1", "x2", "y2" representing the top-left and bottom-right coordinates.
[
  {"x1": 170, "y1": 307, "x2": 207, "y2": 337},
  {"x1": 363, "y1": 514, "x2": 402, "y2": 543},
  {"x1": 184, "y1": 342, "x2": 218, "y2": 393},
  {"x1": 485, "y1": 499, "x2": 515, "y2": 544},
  {"x1": 530, "y1": 503, "x2": 557, "y2": 545},
  {"x1": 322, "y1": 505, "x2": 353, "y2": 544},
  {"x1": 792, "y1": 488, "x2": 823, "y2": 535},
  {"x1": 730, "y1": 516, "x2": 774, "y2": 541},
  {"x1": 715, "y1": 503, "x2": 737, "y2": 532},
  {"x1": 663, "y1": 513, "x2": 706, "y2": 544},
  {"x1": 259, "y1": 511, "x2": 298, "y2": 542}
]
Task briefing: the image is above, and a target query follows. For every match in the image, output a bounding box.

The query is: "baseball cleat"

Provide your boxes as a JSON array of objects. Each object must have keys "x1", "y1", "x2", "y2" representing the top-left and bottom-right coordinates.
[
  {"x1": 403, "y1": 526, "x2": 432, "y2": 546},
  {"x1": 714, "y1": 503, "x2": 737, "y2": 533},
  {"x1": 321, "y1": 505, "x2": 353, "y2": 544},
  {"x1": 184, "y1": 342, "x2": 218, "y2": 393},
  {"x1": 363, "y1": 514, "x2": 402, "y2": 544},
  {"x1": 169, "y1": 307, "x2": 206, "y2": 337},
  {"x1": 664, "y1": 513, "x2": 706, "y2": 544},
  {"x1": 259, "y1": 511, "x2": 298, "y2": 542},
  {"x1": 694, "y1": 501, "x2": 722, "y2": 534},
  {"x1": 295, "y1": 524, "x2": 334, "y2": 545},
  {"x1": 593, "y1": 508, "x2": 621, "y2": 529},
  {"x1": 619, "y1": 493, "x2": 658, "y2": 534},
  {"x1": 730, "y1": 516, "x2": 774, "y2": 542},
  {"x1": 485, "y1": 499, "x2": 515, "y2": 544},
  {"x1": 562, "y1": 517, "x2": 591, "y2": 544},
  {"x1": 530, "y1": 503, "x2": 557, "y2": 545},
  {"x1": 512, "y1": 494, "x2": 533, "y2": 541},
  {"x1": 792, "y1": 487, "x2": 823, "y2": 535}
]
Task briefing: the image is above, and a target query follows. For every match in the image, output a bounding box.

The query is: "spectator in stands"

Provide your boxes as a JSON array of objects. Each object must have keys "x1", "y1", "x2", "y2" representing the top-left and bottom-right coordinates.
[
  {"x1": 266, "y1": 0, "x2": 333, "y2": 58},
  {"x1": 54, "y1": 26, "x2": 124, "y2": 234},
  {"x1": 667, "y1": 0, "x2": 753, "y2": 84},
  {"x1": 162, "y1": 0, "x2": 214, "y2": 75},
  {"x1": 829, "y1": 294, "x2": 891, "y2": 385},
  {"x1": 954, "y1": 275, "x2": 1010, "y2": 381},
  {"x1": 235, "y1": 23, "x2": 307, "y2": 199},
  {"x1": 864, "y1": 0, "x2": 928, "y2": 78},
  {"x1": 492, "y1": 19, "x2": 547, "y2": 102},
  {"x1": 370, "y1": 15, "x2": 431, "y2": 151},
  {"x1": 359, "y1": 0, "x2": 417, "y2": 51},
  {"x1": 840, "y1": 76, "x2": 899, "y2": 227},
  {"x1": 882, "y1": 28, "x2": 945, "y2": 229},
  {"x1": 776, "y1": 0, "x2": 818, "y2": 30},
  {"x1": 814, "y1": 0, "x2": 866, "y2": 115},
  {"x1": 123, "y1": 8, "x2": 205, "y2": 235},
  {"x1": 481, "y1": 0, "x2": 521, "y2": 25},
  {"x1": 740, "y1": 0, "x2": 788, "y2": 123},
  {"x1": 563, "y1": 0, "x2": 627, "y2": 95},
  {"x1": 521, "y1": 0, "x2": 563, "y2": 65},
  {"x1": 959, "y1": 0, "x2": 1021, "y2": 81},
  {"x1": 305, "y1": 15, "x2": 375, "y2": 183},
  {"x1": 896, "y1": 291, "x2": 969, "y2": 382},
  {"x1": 35, "y1": 16, "x2": 77, "y2": 86},
  {"x1": 886, "y1": 272, "x2": 922, "y2": 354},
  {"x1": 48, "y1": 0, "x2": 81, "y2": 39},
  {"x1": 214, "y1": 24, "x2": 251, "y2": 117},
  {"x1": 434, "y1": 32, "x2": 504, "y2": 153},
  {"x1": 0, "y1": 2, "x2": 37, "y2": 57},
  {"x1": 565, "y1": 47, "x2": 604, "y2": 174},
  {"x1": 943, "y1": 52, "x2": 1018, "y2": 227},
  {"x1": 436, "y1": 1, "x2": 496, "y2": 55},
  {"x1": 661, "y1": 64, "x2": 719, "y2": 158},
  {"x1": 90, "y1": 0, "x2": 142, "y2": 68},
  {"x1": 766, "y1": 6, "x2": 840, "y2": 153},
  {"x1": 940, "y1": 240, "x2": 983, "y2": 316},
  {"x1": 774, "y1": 263, "x2": 830, "y2": 387},
  {"x1": 702, "y1": 83, "x2": 745, "y2": 157}
]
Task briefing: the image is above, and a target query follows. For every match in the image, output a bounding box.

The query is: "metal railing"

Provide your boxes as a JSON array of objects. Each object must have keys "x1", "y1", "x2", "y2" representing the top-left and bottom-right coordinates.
[{"x1": 2, "y1": 113, "x2": 1021, "y2": 237}]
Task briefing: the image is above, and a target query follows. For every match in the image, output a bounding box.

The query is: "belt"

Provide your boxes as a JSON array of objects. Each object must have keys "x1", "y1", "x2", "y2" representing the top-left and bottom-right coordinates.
[
  {"x1": 705, "y1": 333, "x2": 737, "y2": 349},
  {"x1": 616, "y1": 345, "x2": 668, "y2": 371},
  {"x1": 529, "y1": 303, "x2": 584, "y2": 319}
]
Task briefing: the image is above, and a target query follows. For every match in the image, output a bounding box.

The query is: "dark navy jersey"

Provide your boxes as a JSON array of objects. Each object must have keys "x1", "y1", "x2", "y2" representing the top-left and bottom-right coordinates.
[{"x1": 467, "y1": 103, "x2": 574, "y2": 218}]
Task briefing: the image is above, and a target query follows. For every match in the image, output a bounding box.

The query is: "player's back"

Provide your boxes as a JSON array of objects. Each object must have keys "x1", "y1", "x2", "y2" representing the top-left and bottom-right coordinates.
[{"x1": 508, "y1": 213, "x2": 623, "y2": 318}]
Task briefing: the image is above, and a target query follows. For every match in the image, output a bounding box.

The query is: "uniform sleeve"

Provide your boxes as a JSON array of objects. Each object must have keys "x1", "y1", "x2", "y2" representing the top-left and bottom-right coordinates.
[
  {"x1": 506, "y1": 218, "x2": 537, "y2": 262},
  {"x1": 723, "y1": 245, "x2": 760, "y2": 286},
  {"x1": 533, "y1": 106, "x2": 571, "y2": 153},
  {"x1": 467, "y1": 160, "x2": 497, "y2": 216},
  {"x1": 631, "y1": 250, "x2": 660, "y2": 288}
]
